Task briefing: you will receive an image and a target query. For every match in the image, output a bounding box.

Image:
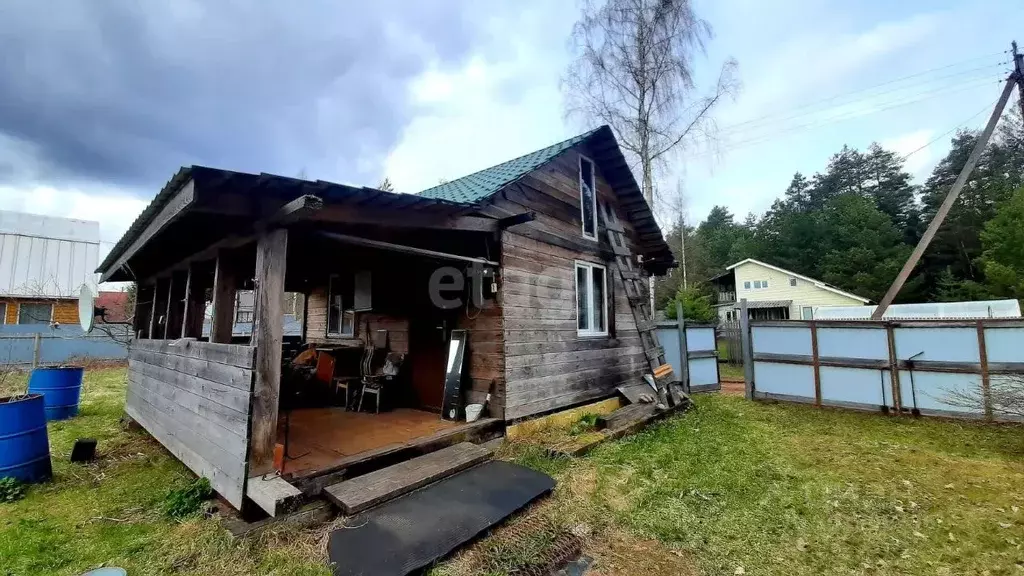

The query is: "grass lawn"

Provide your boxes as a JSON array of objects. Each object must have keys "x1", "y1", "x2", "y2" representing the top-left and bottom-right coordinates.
[
  {"x1": 3, "y1": 368, "x2": 1023, "y2": 575},
  {"x1": 440, "y1": 396, "x2": 1024, "y2": 576},
  {"x1": 0, "y1": 367, "x2": 329, "y2": 576}
]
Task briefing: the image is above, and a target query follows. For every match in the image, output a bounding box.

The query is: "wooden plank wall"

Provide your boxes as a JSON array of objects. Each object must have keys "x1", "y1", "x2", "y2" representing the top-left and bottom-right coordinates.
[
  {"x1": 305, "y1": 286, "x2": 410, "y2": 353},
  {"x1": 455, "y1": 300, "x2": 505, "y2": 418},
  {"x1": 126, "y1": 339, "x2": 256, "y2": 508},
  {"x1": 496, "y1": 146, "x2": 647, "y2": 420}
]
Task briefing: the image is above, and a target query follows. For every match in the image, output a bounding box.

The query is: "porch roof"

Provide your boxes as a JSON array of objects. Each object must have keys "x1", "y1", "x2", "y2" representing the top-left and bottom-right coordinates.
[{"x1": 96, "y1": 166, "x2": 490, "y2": 282}]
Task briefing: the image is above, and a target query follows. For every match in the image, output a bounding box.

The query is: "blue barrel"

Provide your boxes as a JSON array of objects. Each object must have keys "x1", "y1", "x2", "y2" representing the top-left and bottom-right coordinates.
[
  {"x1": 28, "y1": 366, "x2": 85, "y2": 421},
  {"x1": 0, "y1": 393, "x2": 52, "y2": 483}
]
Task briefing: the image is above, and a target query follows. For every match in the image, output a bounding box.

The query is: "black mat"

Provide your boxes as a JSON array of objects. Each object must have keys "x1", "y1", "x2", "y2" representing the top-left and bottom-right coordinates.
[{"x1": 328, "y1": 460, "x2": 555, "y2": 576}]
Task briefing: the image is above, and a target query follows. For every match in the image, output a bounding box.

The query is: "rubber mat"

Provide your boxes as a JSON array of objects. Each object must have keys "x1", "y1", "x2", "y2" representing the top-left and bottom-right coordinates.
[{"x1": 328, "y1": 460, "x2": 556, "y2": 576}]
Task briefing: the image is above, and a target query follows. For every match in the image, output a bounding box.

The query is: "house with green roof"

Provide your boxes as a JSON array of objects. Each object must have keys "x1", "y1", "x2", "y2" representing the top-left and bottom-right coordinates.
[{"x1": 97, "y1": 124, "x2": 675, "y2": 515}]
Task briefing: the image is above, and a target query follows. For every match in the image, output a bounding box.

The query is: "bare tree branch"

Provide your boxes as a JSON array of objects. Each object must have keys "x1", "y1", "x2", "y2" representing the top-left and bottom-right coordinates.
[{"x1": 564, "y1": 0, "x2": 739, "y2": 216}]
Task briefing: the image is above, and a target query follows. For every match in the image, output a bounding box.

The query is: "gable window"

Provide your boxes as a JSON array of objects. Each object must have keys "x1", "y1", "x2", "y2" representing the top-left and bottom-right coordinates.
[
  {"x1": 327, "y1": 274, "x2": 356, "y2": 337},
  {"x1": 579, "y1": 156, "x2": 597, "y2": 240},
  {"x1": 753, "y1": 280, "x2": 762, "y2": 289},
  {"x1": 789, "y1": 277, "x2": 797, "y2": 287},
  {"x1": 575, "y1": 261, "x2": 607, "y2": 336},
  {"x1": 18, "y1": 302, "x2": 52, "y2": 325},
  {"x1": 763, "y1": 280, "x2": 769, "y2": 288}
]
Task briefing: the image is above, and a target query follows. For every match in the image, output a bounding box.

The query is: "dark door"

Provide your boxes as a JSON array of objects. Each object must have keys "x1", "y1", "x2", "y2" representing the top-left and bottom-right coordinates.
[{"x1": 408, "y1": 314, "x2": 449, "y2": 411}]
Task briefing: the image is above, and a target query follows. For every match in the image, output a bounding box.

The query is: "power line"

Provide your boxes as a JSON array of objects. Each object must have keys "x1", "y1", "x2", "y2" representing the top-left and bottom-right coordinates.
[
  {"x1": 689, "y1": 77, "x2": 1004, "y2": 157},
  {"x1": 899, "y1": 96, "x2": 1002, "y2": 161},
  {"x1": 719, "y1": 64, "x2": 1006, "y2": 135}
]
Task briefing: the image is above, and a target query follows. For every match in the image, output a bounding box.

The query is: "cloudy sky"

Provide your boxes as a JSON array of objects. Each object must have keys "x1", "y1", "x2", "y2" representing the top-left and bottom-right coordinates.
[{"x1": 1, "y1": 0, "x2": 1022, "y2": 267}]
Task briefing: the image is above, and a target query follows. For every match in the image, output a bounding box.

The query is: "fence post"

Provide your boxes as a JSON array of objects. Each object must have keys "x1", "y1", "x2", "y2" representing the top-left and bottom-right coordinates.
[
  {"x1": 32, "y1": 333, "x2": 41, "y2": 368},
  {"x1": 675, "y1": 301, "x2": 689, "y2": 393},
  {"x1": 885, "y1": 322, "x2": 902, "y2": 413},
  {"x1": 810, "y1": 321, "x2": 821, "y2": 407},
  {"x1": 740, "y1": 299, "x2": 754, "y2": 400},
  {"x1": 976, "y1": 320, "x2": 992, "y2": 420}
]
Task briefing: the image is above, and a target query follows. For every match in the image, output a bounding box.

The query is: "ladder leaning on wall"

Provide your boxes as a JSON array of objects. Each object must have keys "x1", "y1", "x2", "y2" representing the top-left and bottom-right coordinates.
[{"x1": 599, "y1": 202, "x2": 686, "y2": 406}]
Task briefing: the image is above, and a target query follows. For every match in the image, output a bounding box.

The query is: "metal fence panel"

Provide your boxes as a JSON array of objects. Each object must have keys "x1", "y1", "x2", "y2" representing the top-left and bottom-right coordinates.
[
  {"x1": 893, "y1": 326, "x2": 980, "y2": 363},
  {"x1": 817, "y1": 326, "x2": 888, "y2": 360},
  {"x1": 983, "y1": 326, "x2": 1024, "y2": 363},
  {"x1": 752, "y1": 325, "x2": 811, "y2": 356}
]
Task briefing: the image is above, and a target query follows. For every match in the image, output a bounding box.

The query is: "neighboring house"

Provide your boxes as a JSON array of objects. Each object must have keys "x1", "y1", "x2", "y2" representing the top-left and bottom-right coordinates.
[
  {"x1": 0, "y1": 210, "x2": 99, "y2": 326},
  {"x1": 95, "y1": 125, "x2": 674, "y2": 514},
  {"x1": 95, "y1": 291, "x2": 132, "y2": 324},
  {"x1": 709, "y1": 258, "x2": 869, "y2": 322}
]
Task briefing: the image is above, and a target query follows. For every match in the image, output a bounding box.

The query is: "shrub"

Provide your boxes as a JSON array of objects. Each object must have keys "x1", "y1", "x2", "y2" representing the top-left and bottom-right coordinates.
[
  {"x1": 0, "y1": 477, "x2": 26, "y2": 503},
  {"x1": 161, "y1": 477, "x2": 212, "y2": 519}
]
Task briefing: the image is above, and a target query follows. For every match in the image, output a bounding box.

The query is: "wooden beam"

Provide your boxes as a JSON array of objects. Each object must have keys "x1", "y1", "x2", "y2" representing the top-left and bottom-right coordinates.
[
  {"x1": 163, "y1": 275, "x2": 175, "y2": 339},
  {"x1": 313, "y1": 204, "x2": 498, "y2": 232},
  {"x1": 211, "y1": 252, "x2": 238, "y2": 344},
  {"x1": 318, "y1": 231, "x2": 500, "y2": 267},
  {"x1": 148, "y1": 280, "x2": 160, "y2": 339},
  {"x1": 249, "y1": 228, "x2": 288, "y2": 476},
  {"x1": 246, "y1": 473, "x2": 303, "y2": 517},
  {"x1": 256, "y1": 194, "x2": 324, "y2": 230},
  {"x1": 810, "y1": 321, "x2": 821, "y2": 407},
  {"x1": 102, "y1": 179, "x2": 196, "y2": 282},
  {"x1": 885, "y1": 323, "x2": 902, "y2": 412},
  {"x1": 871, "y1": 78, "x2": 1016, "y2": 319},
  {"x1": 676, "y1": 301, "x2": 689, "y2": 393}
]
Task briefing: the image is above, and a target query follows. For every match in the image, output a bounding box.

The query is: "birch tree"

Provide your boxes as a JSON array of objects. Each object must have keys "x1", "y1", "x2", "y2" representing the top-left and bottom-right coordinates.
[{"x1": 564, "y1": 0, "x2": 738, "y2": 210}]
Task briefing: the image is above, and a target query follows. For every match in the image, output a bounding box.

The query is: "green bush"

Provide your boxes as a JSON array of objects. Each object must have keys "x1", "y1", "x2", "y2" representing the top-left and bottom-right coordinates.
[
  {"x1": 0, "y1": 477, "x2": 26, "y2": 503},
  {"x1": 161, "y1": 477, "x2": 213, "y2": 519},
  {"x1": 665, "y1": 286, "x2": 717, "y2": 323}
]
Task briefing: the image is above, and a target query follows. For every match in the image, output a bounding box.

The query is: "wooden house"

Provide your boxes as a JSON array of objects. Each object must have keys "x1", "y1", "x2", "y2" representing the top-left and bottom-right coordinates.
[{"x1": 97, "y1": 125, "x2": 675, "y2": 514}]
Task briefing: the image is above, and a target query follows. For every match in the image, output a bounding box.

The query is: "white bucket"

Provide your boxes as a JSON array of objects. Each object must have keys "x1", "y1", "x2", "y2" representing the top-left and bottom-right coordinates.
[{"x1": 465, "y1": 403, "x2": 484, "y2": 423}]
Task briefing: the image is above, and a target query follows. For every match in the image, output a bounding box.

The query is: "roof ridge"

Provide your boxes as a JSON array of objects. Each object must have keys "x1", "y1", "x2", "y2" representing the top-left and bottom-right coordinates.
[{"x1": 416, "y1": 126, "x2": 604, "y2": 203}]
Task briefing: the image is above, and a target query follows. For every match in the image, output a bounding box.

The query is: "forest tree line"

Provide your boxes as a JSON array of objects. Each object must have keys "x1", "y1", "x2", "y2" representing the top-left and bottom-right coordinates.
[{"x1": 655, "y1": 106, "x2": 1024, "y2": 317}]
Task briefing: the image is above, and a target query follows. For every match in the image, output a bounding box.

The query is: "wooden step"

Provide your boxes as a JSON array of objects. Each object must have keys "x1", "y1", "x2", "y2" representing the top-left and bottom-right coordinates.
[{"x1": 324, "y1": 442, "x2": 492, "y2": 515}]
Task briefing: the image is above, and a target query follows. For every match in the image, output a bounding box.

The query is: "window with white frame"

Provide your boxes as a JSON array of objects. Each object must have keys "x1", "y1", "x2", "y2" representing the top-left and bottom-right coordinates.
[
  {"x1": 327, "y1": 273, "x2": 356, "y2": 337},
  {"x1": 575, "y1": 261, "x2": 607, "y2": 336},
  {"x1": 579, "y1": 156, "x2": 597, "y2": 240},
  {"x1": 801, "y1": 306, "x2": 813, "y2": 320},
  {"x1": 743, "y1": 281, "x2": 751, "y2": 289},
  {"x1": 763, "y1": 279, "x2": 769, "y2": 288},
  {"x1": 18, "y1": 302, "x2": 53, "y2": 325},
  {"x1": 753, "y1": 280, "x2": 762, "y2": 289}
]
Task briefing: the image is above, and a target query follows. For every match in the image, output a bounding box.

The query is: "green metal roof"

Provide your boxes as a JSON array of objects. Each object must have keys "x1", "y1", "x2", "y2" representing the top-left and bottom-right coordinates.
[{"x1": 417, "y1": 127, "x2": 602, "y2": 203}]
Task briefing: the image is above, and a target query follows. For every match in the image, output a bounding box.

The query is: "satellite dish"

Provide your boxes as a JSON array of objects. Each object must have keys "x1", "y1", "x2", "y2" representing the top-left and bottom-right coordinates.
[{"x1": 79, "y1": 285, "x2": 96, "y2": 333}]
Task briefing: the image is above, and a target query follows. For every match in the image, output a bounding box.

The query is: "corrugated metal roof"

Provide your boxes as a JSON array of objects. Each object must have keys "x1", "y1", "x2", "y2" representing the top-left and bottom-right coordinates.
[{"x1": 418, "y1": 128, "x2": 600, "y2": 203}]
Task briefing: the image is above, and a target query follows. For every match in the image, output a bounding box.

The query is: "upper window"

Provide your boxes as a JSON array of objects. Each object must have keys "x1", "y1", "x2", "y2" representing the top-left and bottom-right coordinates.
[
  {"x1": 743, "y1": 281, "x2": 751, "y2": 289},
  {"x1": 575, "y1": 261, "x2": 607, "y2": 336},
  {"x1": 763, "y1": 280, "x2": 769, "y2": 288},
  {"x1": 0, "y1": 302, "x2": 6, "y2": 324},
  {"x1": 579, "y1": 156, "x2": 597, "y2": 240},
  {"x1": 327, "y1": 274, "x2": 356, "y2": 337},
  {"x1": 801, "y1": 306, "x2": 813, "y2": 320},
  {"x1": 789, "y1": 277, "x2": 797, "y2": 287},
  {"x1": 18, "y1": 302, "x2": 52, "y2": 325},
  {"x1": 753, "y1": 281, "x2": 762, "y2": 289}
]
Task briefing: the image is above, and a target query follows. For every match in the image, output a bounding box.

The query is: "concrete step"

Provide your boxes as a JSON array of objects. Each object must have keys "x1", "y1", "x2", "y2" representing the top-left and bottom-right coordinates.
[{"x1": 324, "y1": 442, "x2": 492, "y2": 515}]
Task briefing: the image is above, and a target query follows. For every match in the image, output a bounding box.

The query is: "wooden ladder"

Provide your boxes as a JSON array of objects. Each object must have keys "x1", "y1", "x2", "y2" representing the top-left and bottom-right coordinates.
[{"x1": 600, "y1": 203, "x2": 669, "y2": 377}]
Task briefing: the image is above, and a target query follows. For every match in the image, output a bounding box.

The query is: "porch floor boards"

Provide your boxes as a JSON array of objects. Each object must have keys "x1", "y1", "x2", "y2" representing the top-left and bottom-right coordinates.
[{"x1": 277, "y1": 408, "x2": 459, "y2": 477}]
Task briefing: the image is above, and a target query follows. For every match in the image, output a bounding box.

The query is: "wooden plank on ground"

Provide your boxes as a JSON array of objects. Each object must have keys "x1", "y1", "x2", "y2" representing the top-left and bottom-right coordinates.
[
  {"x1": 247, "y1": 473, "x2": 303, "y2": 517},
  {"x1": 596, "y1": 402, "x2": 657, "y2": 430},
  {"x1": 323, "y1": 442, "x2": 492, "y2": 514}
]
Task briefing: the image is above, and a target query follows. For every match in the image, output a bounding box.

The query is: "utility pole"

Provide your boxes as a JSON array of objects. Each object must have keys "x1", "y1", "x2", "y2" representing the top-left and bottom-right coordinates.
[
  {"x1": 677, "y1": 179, "x2": 688, "y2": 291},
  {"x1": 1014, "y1": 41, "x2": 1024, "y2": 123},
  {"x1": 871, "y1": 43, "x2": 1023, "y2": 319}
]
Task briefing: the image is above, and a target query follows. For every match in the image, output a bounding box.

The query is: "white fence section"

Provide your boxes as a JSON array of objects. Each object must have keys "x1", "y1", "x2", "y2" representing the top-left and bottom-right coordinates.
[
  {"x1": 745, "y1": 318, "x2": 1024, "y2": 421},
  {"x1": 656, "y1": 322, "x2": 720, "y2": 393}
]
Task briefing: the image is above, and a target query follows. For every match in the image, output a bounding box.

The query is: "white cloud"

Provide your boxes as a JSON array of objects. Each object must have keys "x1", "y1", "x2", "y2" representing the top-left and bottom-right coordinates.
[
  {"x1": 882, "y1": 129, "x2": 935, "y2": 178},
  {"x1": 383, "y1": 3, "x2": 576, "y2": 193}
]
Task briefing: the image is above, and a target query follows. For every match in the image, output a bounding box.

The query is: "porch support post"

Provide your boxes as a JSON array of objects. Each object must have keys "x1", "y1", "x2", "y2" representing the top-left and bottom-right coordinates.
[
  {"x1": 211, "y1": 252, "x2": 238, "y2": 344},
  {"x1": 249, "y1": 228, "x2": 288, "y2": 476},
  {"x1": 180, "y1": 264, "x2": 207, "y2": 339}
]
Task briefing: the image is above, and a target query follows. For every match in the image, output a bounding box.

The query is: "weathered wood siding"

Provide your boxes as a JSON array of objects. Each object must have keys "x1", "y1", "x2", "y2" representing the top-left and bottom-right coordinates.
[
  {"x1": 455, "y1": 300, "x2": 505, "y2": 418},
  {"x1": 126, "y1": 339, "x2": 255, "y2": 508},
  {"x1": 497, "y1": 146, "x2": 647, "y2": 420},
  {"x1": 306, "y1": 286, "x2": 410, "y2": 353}
]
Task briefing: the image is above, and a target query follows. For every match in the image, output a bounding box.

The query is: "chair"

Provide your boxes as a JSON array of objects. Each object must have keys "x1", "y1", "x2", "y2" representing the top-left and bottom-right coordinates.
[
  {"x1": 358, "y1": 352, "x2": 405, "y2": 414},
  {"x1": 334, "y1": 339, "x2": 373, "y2": 410}
]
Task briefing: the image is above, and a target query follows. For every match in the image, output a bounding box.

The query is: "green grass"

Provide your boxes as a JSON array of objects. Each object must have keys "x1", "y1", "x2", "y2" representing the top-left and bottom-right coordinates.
[
  {"x1": 0, "y1": 367, "x2": 330, "y2": 576},
  {"x1": 718, "y1": 362, "x2": 744, "y2": 381},
  {"x1": 490, "y1": 395, "x2": 1024, "y2": 576}
]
